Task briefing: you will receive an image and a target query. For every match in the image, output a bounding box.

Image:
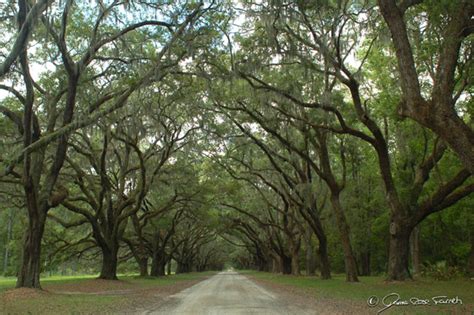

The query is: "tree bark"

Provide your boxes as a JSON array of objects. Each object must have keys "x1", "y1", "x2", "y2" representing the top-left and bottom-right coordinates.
[
  {"x1": 377, "y1": 0, "x2": 474, "y2": 174},
  {"x1": 387, "y1": 220, "x2": 412, "y2": 281},
  {"x1": 305, "y1": 250, "x2": 315, "y2": 276},
  {"x1": 288, "y1": 234, "x2": 301, "y2": 276},
  {"x1": 305, "y1": 230, "x2": 316, "y2": 276},
  {"x1": 410, "y1": 226, "x2": 421, "y2": 276},
  {"x1": 0, "y1": 0, "x2": 52, "y2": 78},
  {"x1": 176, "y1": 261, "x2": 191, "y2": 274},
  {"x1": 272, "y1": 256, "x2": 280, "y2": 273},
  {"x1": 306, "y1": 209, "x2": 331, "y2": 279},
  {"x1": 468, "y1": 230, "x2": 474, "y2": 277},
  {"x1": 330, "y1": 195, "x2": 359, "y2": 282},
  {"x1": 318, "y1": 238, "x2": 331, "y2": 280},
  {"x1": 316, "y1": 131, "x2": 357, "y2": 281},
  {"x1": 280, "y1": 254, "x2": 292, "y2": 275},
  {"x1": 428, "y1": 113, "x2": 474, "y2": 175},
  {"x1": 359, "y1": 251, "x2": 371, "y2": 276},
  {"x1": 167, "y1": 259, "x2": 172, "y2": 275},
  {"x1": 132, "y1": 246, "x2": 149, "y2": 277},
  {"x1": 259, "y1": 260, "x2": 270, "y2": 272},
  {"x1": 99, "y1": 246, "x2": 119, "y2": 280},
  {"x1": 138, "y1": 257, "x2": 148, "y2": 277},
  {"x1": 16, "y1": 212, "x2": 46, "y2": 288},
  {"x1": 150, "y1": 252, "x2": 166, "y2": 277},
  {"x1": 3, "y1": 209, "x2": 13, "y2": 275},
  {"x1": 123, "y1": 237, "x2": 149, "y2": 277},
  {"x1": 256, "y1": 249, "x2": 269, "y2": 272},
  {"x1": 291, "y1": 248, "x2": 300, "y2": 276}
]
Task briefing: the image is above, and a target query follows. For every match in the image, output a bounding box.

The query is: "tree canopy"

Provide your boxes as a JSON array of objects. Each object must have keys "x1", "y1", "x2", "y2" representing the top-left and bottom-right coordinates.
[{"x1": 0, "y1": 0, "x2": 472, "y2": 289}]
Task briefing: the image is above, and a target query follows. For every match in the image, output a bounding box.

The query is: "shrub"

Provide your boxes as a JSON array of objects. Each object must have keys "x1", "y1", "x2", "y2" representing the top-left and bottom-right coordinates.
[{"x1": 421, "y1": 261, "x2": 462, "y2": 280}]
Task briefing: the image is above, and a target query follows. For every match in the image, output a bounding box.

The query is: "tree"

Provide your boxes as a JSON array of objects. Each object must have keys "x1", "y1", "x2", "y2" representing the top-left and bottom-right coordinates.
[
  {"x1": 229, "y1": 0, "x2": 473, "y2": 281},
  {"x1": 0, "y1": 1, "x2": 207, "y2": 288},
  {"x1": 378, "y1": 0, "x2": 474, "y2": 174},
  {"x1": 0, "y1": 0, "x2": 53, "y2": 78},
  {"x1": 61, "y1": 91, "x2": 196, "y2": 279}
]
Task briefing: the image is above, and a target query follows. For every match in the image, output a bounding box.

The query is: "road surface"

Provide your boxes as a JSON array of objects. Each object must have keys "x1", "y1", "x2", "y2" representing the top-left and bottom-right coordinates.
[{"x1": 143, "y1": 271, "x2": 314, "y2": 315}]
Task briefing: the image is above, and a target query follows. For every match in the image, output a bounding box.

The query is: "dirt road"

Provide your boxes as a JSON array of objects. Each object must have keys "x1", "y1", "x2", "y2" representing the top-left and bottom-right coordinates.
[{"x1": 143, "y1": 271, "x2": 314, "y2": 314}]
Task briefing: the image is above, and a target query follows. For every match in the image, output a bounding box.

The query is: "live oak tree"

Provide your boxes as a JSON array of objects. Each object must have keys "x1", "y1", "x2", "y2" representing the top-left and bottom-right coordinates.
[
  {"x1": 201, "y1": 56, "x2": 359, "y2": 279},
  {"x1": 0, "y1": 0, "x2": 53, "y2": 78},
  {"x1": 123, "y1": 194, "x2": 185, "y2": 277},
  {"x1": 378, "y1": 0, "x2": 474, "y2": 174},
  {"x1": 0, "y1": 0, "x2": 208, "y2": 288},
  {"x1": 171, "y1": 212, "x2": 218, "y2": 274},
  {"x1": 222, "y1": 0, "x2": 473, "y2": 281},
  {"x1": 60, "y1": 88, "x2": 198, "y2": 279},
  {"x1": 123, "y1": 158, "x2": 207, "y2": 277},
  {"x1": 206, "y1": 128, "x2": 322, "y2": 276},
  {"x1": 0, "y1": 0, "x2": 472, "y2": 287},
  {"x1": 214, "y1": 118, "x2": 333, "y2": 278}
]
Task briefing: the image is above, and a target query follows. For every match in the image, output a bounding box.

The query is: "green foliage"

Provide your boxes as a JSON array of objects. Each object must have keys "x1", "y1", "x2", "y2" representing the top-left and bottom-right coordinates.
[
  {"x1": 421, "y1": 261, "x2": 463, "y2": 281},
  {"x1": 0, "y1": 0, "x2": 472, "y2": 290}
]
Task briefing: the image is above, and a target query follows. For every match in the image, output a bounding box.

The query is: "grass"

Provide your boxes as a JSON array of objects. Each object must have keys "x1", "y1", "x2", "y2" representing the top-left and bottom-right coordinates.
[
  {"x1": 0, "y1": 272, "x2": 215, "y2": 314},
  {"x1": 241, "y1": 271, "x2": 474, "y2": 314},
  {"x1": 0, "y1": 276, "x2": 16, "y2": 291},
  {"x1": 0, "y1": 272, "x2": 208, "y2": 291},
  {"x1": 3, "y1": 271, "x2": 471, "y2": 314},
  {"x1": 0, "y1": 274, "x2": 99, "y2": 292},
  {"x1": 2, "y1": 293, "x2": 122, "y2": 315}
]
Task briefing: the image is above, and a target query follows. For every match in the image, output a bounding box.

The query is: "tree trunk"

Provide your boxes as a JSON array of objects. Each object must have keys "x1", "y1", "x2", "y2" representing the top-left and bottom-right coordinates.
[
  {"x1": 150, "y1": 252, "x2": 166, "y2": 277},
  {"x1": 138, "y1": 257, "x2": 148, "y2": 277},
  {"x1": 378, "y1": 0, "x2": 474, "y2": 175},
  {"x1": 289, "y1": 236, "x2": 301, "y2": 276},
  {"x1": 255, "y1": 247, "x2": 268, "y2": 272},
  {"x1": 291, "y1": 249, "x2": 300, "y2": 276},
  {"x1": 167, "y1": 259, "x2": 172, "y2": 275},
  {"x1": 429, "y1": 113, "x2": 474, "y2": 175},
  {"x1": 3, "y1": 209, "x2": 13, "y2": 275},
  {"x1": 16, "y1": 211, "x2": 46, "y2": 288},
  {"x1": 176, "y1": 261, "x2": 191, "y2": 274},
  {"x1": 271, "y1": 256, "x2": 280, "y2": 273},
  {"x1": 410, "y1": 226, "x2": 421, "y2": 276},
  {"x1": 259, "y1": 260, "x2": 270, "y2": 272},
  {"x1": 359, "y1": 251, "x2": 371, "y2": 276},
  {"x1": 387, "y1": 220, "x2": 412, "y2": 281},
  {"x1": 305, "y1": 232, "x2": 316, "y2": 276},
  {"x1": 468, "y1": 230, "x2": 474, "y2": 277},
  {"x1": 176, "y1": 261, "x2": 182, "y2": 274},
  {"x1": 280, "y1": 254, "x2": 292, "y2": 275},
  {"x1": 310, "y1": 217, "x2": 331, "y2": 279},
  {"x1": 176, "y1": 262, "x2": 182, "y2": 274},
  {"x1": 99, "y1": 246, "x2": 118, "y2": 280},
  {"x1": 305, "y1": 250, "x2": 316, "y2": 276},
  {"x1": 330, "y1": 195, "x2": 359, "y2": 282},
  {"x1": 318, "y1": 237, "x2": 331, "y2": 279},
  {"x1": 257, "y1": 255, "x2": 268, "y2": 272},
  {"x1": 2, "y1": 240, "x2": 8, "y2": 276}
]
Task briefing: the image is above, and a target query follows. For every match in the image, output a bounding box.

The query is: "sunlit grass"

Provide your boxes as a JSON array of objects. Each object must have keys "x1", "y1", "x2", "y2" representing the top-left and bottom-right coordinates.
[
  {"x1": 0, "y1": 274, "x2": 98, "y2": 291},
  {"x1": 0, "y1": 271, "x2": 215, "y2": 291},
  {"x1": 0, "y1": 277, "x2": 16, "y2": 291}
]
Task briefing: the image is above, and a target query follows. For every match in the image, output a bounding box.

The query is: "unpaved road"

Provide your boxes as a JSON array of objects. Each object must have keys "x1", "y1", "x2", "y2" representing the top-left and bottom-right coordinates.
[{"x1": 143, "y1": 271, "x2": 314, "y2": 315}]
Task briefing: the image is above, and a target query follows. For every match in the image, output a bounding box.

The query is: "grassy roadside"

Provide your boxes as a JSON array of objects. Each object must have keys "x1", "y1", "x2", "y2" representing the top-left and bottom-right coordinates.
[
  {"x1": 0, "y1": 275, "x2": 99, "y2": 292},
  {"x1": 240, "y1": 271, "x2": 474, "y2": 314},
  {"x1": 0, "y1": 272, "x2": 215, "y2": 314}
]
